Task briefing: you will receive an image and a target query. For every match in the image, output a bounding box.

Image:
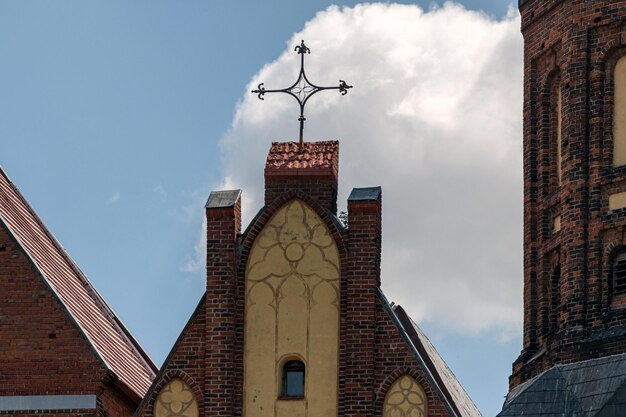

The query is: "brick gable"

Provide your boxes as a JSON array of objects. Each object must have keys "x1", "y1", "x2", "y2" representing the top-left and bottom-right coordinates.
[{"x1": 138, "y1": 141, "x2": 480, "y2": 417}]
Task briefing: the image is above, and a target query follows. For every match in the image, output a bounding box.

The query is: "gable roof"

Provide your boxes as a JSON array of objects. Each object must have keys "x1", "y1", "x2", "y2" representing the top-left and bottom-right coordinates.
[
  {"x1": 0, "y1": 167, "x2": 156, "y2": 399},
  {"x1": 379, "y1": 289, "x2": 483, "y2": 417},
  {"x1": 498, "y1": 353, "x2": 626, "y2": 417}
]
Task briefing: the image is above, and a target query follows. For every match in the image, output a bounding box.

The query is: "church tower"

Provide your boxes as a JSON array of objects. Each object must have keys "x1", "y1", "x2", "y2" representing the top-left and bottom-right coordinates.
[{"x1": 511, "y1": 0, "x2": 626, "y2": 391}]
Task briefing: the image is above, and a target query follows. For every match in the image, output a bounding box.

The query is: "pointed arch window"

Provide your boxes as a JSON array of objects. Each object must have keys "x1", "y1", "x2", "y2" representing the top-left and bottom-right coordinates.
[
  {"x1": 281, "y1": 360, "x2": 305, "y2": 398},
  {"x1": 550, "y1": 80, "x2": 563, "y2": 186},
  {"x1": 612, "y1": 250, "x2": 626, "y2": 296},
  {"x1": 614, "y1": 56, "x2": 626, "y2": 166},
  {"x1": 555, "y1": 83, "x2": 563, "y2": 185},
  {"x1": 383, "y1": 374, "x2": 427, "y2": 417},
  {"x1": 549, "y1": 264, "x2": 561, "y2": 333}
]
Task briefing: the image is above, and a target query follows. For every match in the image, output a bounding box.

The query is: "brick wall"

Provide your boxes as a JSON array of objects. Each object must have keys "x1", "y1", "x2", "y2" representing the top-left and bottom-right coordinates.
[
  {"x1": 341, "y1": 191, "x2": 382, "y2": 416},
  {"x1": 0, "y1": 222, "x2": 105, "y2": 394},
  {"x1": 374, "y1": 304, "x2": 452, "y2": 417},
  {"x1": 0, "y1": 222, "x2": 139, "y2": 417},
  {"x1": 513, "y1": 0, "x2": 626, "y2": 388},
  {"x1": 135, "y1": 297, "x2": 206, "y2": 417}
]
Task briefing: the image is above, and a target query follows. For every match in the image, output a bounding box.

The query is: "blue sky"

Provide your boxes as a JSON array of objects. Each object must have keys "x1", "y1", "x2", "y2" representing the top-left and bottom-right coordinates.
[{"x1": 1, "y1": 2, "x2": 520, "y2": 416}]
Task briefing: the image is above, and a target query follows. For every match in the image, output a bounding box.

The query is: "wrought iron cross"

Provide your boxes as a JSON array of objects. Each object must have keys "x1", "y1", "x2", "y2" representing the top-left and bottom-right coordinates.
[{"x1": 252, "y1": 40, "x2": 353, "y2": 147}]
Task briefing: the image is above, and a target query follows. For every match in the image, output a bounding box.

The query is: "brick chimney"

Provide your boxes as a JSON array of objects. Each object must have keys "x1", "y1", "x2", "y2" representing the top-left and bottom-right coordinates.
[{"x1": 264, "y1": 141, "x2": 339, "y2": 214}]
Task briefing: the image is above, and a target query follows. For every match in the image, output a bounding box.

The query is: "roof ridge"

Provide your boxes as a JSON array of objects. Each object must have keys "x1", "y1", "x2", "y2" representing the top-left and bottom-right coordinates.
[
  {"x1": 552, "y1": 366, "x2": 585, "y2": 416},
  {"x1": 0, "y1": 167, "x2": 156, "y2": 376},
  {"x1": 401, "y1": 308, "x2": 483, "y2": 417},
  {"x1": 0, "y1": 167, "x2": 113, "y2": 372},
  {"x1": 0, "y1": 166, "x2": 156, "y2": 396},
  {"x1": 376, "y1": 288, "x2": 463, "y2": 417}
]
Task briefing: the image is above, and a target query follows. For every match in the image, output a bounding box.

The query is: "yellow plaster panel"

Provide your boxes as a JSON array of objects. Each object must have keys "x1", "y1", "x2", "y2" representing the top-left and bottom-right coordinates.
[
  {"x1": 155, "y1": 378, "x2": 199, "y2": 417},
  {"x1": 383, "y1": 375, "x2": 427, "y2": 417},
  {"x1": 614, "y1": 56, "x2": 626, "y2": 166},
  {"x1": 244, "y1": 199, "x2": 340, "y2": 417},
  {"x1": 609, "y1": 191, "x2": 626, "y2": 211},
  {"x1": 553, "y1": 215, "x2": 561, "y2": 233}
]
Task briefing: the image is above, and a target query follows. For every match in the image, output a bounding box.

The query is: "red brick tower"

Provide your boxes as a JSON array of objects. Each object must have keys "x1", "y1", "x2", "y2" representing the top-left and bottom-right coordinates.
[{"x1": 512, "y1": 0, "x2": 626, "y2": 388}]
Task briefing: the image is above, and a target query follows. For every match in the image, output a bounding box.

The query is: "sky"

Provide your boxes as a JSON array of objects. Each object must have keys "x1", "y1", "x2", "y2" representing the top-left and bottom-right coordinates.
[{"x1": 0, "y1": 2, "x2": 521, "y2": 416}]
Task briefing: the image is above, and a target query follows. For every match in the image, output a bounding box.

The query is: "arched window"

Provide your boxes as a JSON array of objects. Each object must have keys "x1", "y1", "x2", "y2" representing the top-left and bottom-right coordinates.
[
  {"x1": 552, "y1": 81, "x2": 563, "y2": 186},
  {"x1": 281, "y1": 360, "x2": 305, "y2": 398},
  {"x1": 612, "y1": 250, "x2": 626, "y2": 296},
  {"x1": 556, "y1": 83, "x2": 563, "y2": 185},
  {"x1": 549, "y1": 265, "x2": 561, "y2": 332},
  {"x1": 614, "y1": 56, "x2": 626, "y2": 166}
]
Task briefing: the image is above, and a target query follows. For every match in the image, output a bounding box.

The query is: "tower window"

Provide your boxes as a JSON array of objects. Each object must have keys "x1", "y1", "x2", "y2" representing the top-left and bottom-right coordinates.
[
  {"x1": 613, "y1": 252, "x2": 626, "y2": 295},
  {"x1": 555, "y1": 83, "x2": 563, "y2": 186},
  {"x1": 281, "y1": 360, "x2": 305, "y2": 398},
  {"x1": 549, "y1": 265, "x2": 560, "y2": 333},
  {"x1": 614, "y1": 55, "x2": 626, "y2": 166}
]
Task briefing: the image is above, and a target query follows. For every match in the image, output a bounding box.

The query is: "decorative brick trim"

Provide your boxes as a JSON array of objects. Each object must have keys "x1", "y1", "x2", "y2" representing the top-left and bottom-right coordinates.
[
  {"x1": 139, "y1": 370, "x2": 203, "y2": 417},
  {"x1": 375, "y1": 368, "x2": 434, "y2": 405}
]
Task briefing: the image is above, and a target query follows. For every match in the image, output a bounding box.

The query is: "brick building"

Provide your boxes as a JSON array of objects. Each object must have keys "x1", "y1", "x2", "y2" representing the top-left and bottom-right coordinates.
[
  {"x1": 0, "y1": 167, "x2": 157, "y2": 416},
  {"x1": 500, "y1": 1, "x2": 626, "y2": 415},
  {"x1": 134, "y1": 141, "x2": 482, "y2": 417}
]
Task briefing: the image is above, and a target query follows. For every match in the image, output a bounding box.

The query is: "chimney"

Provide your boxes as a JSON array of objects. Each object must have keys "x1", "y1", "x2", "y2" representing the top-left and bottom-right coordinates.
[{"x1": 264, "y1": 141, "x2": 339, "y2": 214}]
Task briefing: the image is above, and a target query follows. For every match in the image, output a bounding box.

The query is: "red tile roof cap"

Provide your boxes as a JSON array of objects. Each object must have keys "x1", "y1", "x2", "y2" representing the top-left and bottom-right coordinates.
[{"x1": 265, "y1": 140, "x2": 339, "y2": 179}]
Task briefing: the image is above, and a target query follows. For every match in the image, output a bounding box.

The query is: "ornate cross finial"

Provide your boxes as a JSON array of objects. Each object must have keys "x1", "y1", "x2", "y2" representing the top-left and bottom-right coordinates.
[{"x1": 252, "y1": 40, "x2": 353, "y2": 148}]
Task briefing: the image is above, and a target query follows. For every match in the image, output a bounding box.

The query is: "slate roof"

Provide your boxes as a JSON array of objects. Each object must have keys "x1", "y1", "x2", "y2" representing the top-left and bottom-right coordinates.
[
  {"x1": 265, "y1": 141, "x2": 339, "y2": 178},
  {"x1": 380, "y1": 290, "x2": 483, "y2": 417},
  {"x1": 498, "y1": 353, "x2": 626, "y2": 417},
  {"x1": 0, "y1": 167, "x2": 157, "y2": 399}
]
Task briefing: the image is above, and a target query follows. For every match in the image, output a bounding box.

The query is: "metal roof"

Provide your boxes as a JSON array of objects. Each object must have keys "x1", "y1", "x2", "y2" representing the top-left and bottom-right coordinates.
[
  {"x1": 498, "y1": 353, "x2": 626, "y2": 417},
  {"x1": 205, "y1": 189, "x2": 241, "y2": 208}
]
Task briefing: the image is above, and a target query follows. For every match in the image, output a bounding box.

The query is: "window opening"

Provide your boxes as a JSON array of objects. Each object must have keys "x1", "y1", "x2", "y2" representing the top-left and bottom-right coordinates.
[
  {"x1": 282, "y1": 360, "x2": 305, "y2": 398},
  {"x1": 555, "y1": 83, "x2": 563, "y2": 185},
  {"x1": 550, "y1": 265, "x2": 560, "y2": 332},
  {"x1": 613, "y1": 251, "x2": 626, "y2": 295},
  {"x1": 614, "y1": 56, "x2": 626, "y2": 166}
]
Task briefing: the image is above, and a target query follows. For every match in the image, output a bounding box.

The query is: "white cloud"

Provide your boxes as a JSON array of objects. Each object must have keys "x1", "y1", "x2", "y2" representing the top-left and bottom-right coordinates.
[
  {"x1": 219, "y1": 2, "x2": 524, "y2": 338},
  {"x1": 106, "y1": 191, "x2": 121, "y2": 205},
  {"x1": 153, "y1": 184, "x2": 167, "y2": 202},
  {"x1": 181, "y1": 217, "x2": 206, "y2": 273}
]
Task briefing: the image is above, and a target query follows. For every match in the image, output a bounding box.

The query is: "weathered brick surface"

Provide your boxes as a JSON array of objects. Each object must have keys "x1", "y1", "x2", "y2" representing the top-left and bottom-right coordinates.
[
  {"x1": 0, "y1": 222, "x2": 140, "y2": 416},
  {"x1": 139, "y1": 143, "x2": 456, "y2": 416},
  {"x1": 375, "y1": 303, "x2": 453, "y2": 417},
  {"x1": 135, "y1": 298, "x2": 206, "y2": 417},
  {"x1": 513, "y1": 0, "x2": 626, "y2": 388},
  {"x1": 342, "y1": 194, "x2": 382, "y2": 416},
  {"x1": 265, "y1": 177, "x2": 338, "y2": 215}
]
